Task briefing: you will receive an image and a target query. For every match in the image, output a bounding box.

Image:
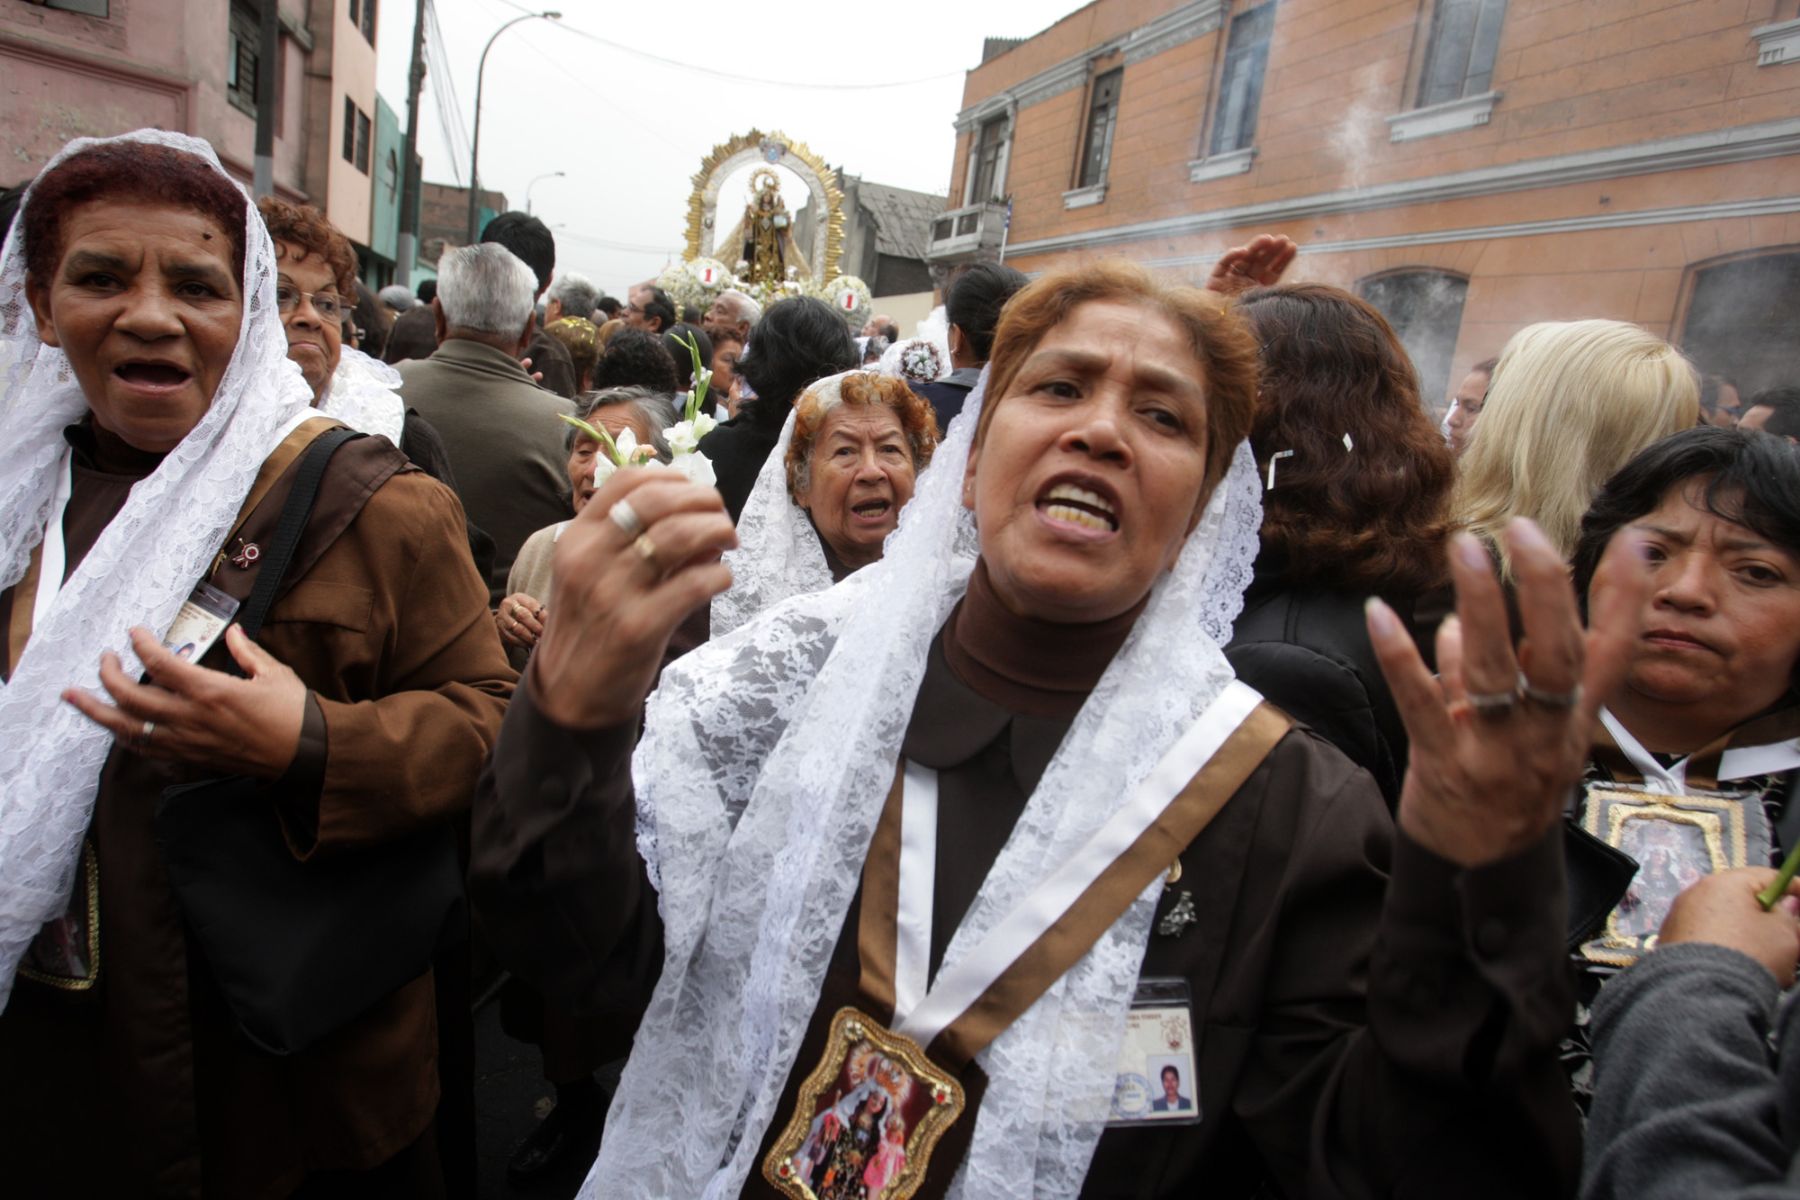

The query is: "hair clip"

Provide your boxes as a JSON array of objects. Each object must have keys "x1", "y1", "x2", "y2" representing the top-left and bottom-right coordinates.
[{"x1": 1265, "y1": 449, "x2": 1294, "y2": 490}]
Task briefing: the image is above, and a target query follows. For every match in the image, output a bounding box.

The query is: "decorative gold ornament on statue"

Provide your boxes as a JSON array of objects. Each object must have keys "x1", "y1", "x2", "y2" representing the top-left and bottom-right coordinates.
[{"x1": 685, "y1": 129, "x2": 844, "y2": 284}]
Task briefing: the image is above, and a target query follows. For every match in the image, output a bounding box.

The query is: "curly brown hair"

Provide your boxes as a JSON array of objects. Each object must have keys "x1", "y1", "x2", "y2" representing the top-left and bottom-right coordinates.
[
  {"x1": 256, "y1": 196, "x2": 357, "y2": 298},
  {"x1": 785, "y1": 371, "x2": 940, "y2": 498},
  {"x1": 1235, "y1": 284, "x2": 1455, "y2": 596},
  {"x1": 24, "y1": 141, "x2": 247, "y2": 288},
  {"x1": 978, "y1": 260, "x2": 1258, "y2": 496}
]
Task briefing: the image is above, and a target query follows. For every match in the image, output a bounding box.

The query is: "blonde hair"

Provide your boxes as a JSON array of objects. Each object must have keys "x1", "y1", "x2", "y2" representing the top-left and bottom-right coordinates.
[{"x1": 1453, "y1": 319, "x2": 1698, "y2": 574}]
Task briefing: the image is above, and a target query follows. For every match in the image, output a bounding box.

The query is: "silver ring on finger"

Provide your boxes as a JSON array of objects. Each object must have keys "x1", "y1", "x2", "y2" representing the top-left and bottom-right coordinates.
[
  {"x1": 138, "y1": 719, "x2": 156, "y2": 746},
  {"x1": 608, "y1": 498, "x2": 646, "y2": 540},
  {"x1": 1464, "y1": 688, "x2": 1518, "y2": 719},
  {"x1": 1520, "y1": 676, "x2": 1582, "y2": 710}
]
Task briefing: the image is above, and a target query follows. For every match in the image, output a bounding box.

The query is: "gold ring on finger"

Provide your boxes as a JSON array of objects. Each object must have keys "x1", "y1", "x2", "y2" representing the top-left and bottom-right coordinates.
[{"x1": 634, "y1": 534, "x2": 658, "y2": 568}]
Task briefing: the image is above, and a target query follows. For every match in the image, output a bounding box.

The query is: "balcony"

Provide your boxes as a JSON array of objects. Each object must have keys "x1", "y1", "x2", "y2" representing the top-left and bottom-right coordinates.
[{"x1": 927, "y1": 201, "x2": 1009, "y2": 264}]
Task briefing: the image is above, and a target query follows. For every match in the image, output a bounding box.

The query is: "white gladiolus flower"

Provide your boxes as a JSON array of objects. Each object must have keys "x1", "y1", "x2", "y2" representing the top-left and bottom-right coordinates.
[{"x1": 672, "y1": 451, "x2": 717, "y2": 488}]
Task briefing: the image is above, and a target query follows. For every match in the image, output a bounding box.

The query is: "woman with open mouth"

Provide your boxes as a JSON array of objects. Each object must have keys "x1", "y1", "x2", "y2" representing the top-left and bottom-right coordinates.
[
  {"x1": 0, "y1": 130, "x2": 512, "y2": 1195},
  {"x1": 713, "y1": 369, "x2": 939, "y2": 637},
  {"x1": 471, "y1": 258, "x2": 1640, "y2": 1198}
]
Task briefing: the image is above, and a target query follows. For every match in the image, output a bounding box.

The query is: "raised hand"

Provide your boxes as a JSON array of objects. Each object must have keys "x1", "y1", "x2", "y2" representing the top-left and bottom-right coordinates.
[
  {"x1": 64, "y1": 624, "x2": 308, "y2": 778},
  {"x1": 1205, "y1": 234, "x2": 1299, "y2": 297},
  {"x1": 1366, "y1": 519, "x2": 1650, "y2": 867},
  {"x1": 528, "y1": 468, "x2": 737, "y2": 730}
]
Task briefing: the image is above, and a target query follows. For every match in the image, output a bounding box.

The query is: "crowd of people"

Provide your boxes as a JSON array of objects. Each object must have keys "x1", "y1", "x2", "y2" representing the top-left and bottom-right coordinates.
[{"x1": 3, "y1": 128, "x2": 1800, "y2": 1200}]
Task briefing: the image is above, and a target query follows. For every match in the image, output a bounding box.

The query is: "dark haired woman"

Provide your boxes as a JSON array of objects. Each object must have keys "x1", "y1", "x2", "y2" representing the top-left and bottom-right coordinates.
[
  {"x1": 0, "y1": 131, "x2": 512, "y2": 1194},
  {"x1": 1561, "y1": 425, "x2": 1800, "y2": 1107},
  {"x1": 700, "y1": 295, "x2": 858, "y2": 521},
  {"x1": 1229, "y1": 283, "x2": 1456, "y2": 805},
  {"x1": 471, "y1": 259, "x2": 1632, "y2": 1198}
]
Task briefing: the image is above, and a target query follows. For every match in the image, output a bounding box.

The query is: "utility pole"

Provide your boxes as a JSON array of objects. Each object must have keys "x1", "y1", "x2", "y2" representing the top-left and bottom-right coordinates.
[
  {"x1": 395, "y1": 0, "x2": 427, "y2": 287},
  {"x1": 252, "y1": 0, "x2": 280, "y2": 197}
]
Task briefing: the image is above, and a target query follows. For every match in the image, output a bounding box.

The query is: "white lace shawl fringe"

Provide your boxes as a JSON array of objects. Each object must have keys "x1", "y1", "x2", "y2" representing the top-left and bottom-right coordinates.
[
  {"x1": 0, "y1": 130, "x2": 314, "y2": 1008},
  {"x1": 581, "y1": 357, "x2": 1263, "y2": 1198}
]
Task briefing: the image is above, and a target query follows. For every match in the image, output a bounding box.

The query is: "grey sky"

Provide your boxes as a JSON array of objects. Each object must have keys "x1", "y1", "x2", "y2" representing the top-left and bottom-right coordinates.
[{"x1": 380, "y1": 0, "x2": 1087, "y2": 295}]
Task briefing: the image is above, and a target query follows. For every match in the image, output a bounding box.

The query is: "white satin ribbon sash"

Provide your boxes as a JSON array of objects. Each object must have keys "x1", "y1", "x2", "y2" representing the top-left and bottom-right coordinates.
[{"x1": 892, "y1": 679, "x2": 1263, "y2": 1048}]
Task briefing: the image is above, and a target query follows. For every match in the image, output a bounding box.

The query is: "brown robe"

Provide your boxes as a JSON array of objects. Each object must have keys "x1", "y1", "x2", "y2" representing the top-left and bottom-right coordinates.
[
  {"x1": 0, "y1": 418, "x2": 516, "y2": 1198},
  {"x1": 470, "y1": 562, "x2": 1580, "y2": 1198}
]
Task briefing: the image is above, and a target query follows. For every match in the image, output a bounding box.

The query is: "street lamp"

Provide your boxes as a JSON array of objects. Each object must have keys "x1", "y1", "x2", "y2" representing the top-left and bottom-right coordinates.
[
  {"x1": 466, "y1": 10, "x2": 562, "y2": 244},
  {"x1": 526, "y1": 171, "x2": 565, "y2": 215}
]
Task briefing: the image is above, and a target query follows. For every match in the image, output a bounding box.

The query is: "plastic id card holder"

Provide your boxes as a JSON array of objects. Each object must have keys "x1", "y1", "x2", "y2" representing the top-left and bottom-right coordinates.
[
  {"x1": 162, "y1": 582, "x2": 239, "y2": 664},
  {"x1": 1107, "y1": 977, "x2": 1201, "y2": 1127}
]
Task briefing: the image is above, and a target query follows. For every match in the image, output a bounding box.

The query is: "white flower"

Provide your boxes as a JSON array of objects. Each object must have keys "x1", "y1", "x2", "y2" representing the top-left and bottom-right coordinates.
[
  {"x1": 613, "y1": 427, "x2": 657, "y2": 466},
  {"x1": 671, "y1": 451, "x2": 717, "y2": 488},
  {"x1": 692, "y1": 411, "x2": 717, "y2": 440},
  {"x1": 592, "y1": 457, "x2": 617, "y2": 487},
  {"x1": 665, "y1": 420, "x2": 700, "y2": 456}
]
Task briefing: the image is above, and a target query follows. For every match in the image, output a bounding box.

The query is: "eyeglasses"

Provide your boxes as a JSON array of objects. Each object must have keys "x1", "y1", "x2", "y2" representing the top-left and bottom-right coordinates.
[{"x1": 275, "y1": 284, "x2": 344, "y2": 322}]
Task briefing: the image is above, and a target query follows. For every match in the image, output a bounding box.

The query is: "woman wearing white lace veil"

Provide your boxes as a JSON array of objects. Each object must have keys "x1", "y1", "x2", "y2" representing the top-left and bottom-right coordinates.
[
  {"x1": 473, "y1": 260, "x2": 1646, "y2": 1198},
  {"x1": 0, "y1": 130, "x2": 512, "y2": 1193},
  {"x1": 714, "y1": 369, "x2": 938, "y2": 638}
]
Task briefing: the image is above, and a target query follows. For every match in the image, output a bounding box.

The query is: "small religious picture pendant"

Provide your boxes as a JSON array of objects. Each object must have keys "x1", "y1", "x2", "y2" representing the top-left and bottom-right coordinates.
[
  {"x1": 763, "y1": 1006, "x2": 965, "y2": 1200},
  {"x1": 228, "y1": 538, "x2": 261, "y2": 569},
  {"x1": 1157, "y1": 890, "x2": 1197, "y2": 938}
]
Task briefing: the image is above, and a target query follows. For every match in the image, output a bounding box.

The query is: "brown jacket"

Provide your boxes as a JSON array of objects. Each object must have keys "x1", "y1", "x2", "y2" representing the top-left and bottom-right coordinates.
[
  {"x1": 0, "y1": 421, "x2": 516, "y2": 1198},
  {"x1": 471, "y1": 635, "x2": 1579, "y2": 1198}
]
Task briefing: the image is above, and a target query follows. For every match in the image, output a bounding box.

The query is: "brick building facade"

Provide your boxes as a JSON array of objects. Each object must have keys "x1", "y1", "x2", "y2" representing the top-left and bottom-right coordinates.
[{"x1": 930, "y1": 0, "x2": 1800, "y2": 410}]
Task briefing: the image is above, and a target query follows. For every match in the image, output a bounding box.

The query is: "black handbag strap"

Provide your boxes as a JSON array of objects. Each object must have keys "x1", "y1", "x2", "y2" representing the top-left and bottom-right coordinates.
[{"x1": 235, "y1": 426, "x2": 362, "y2": 641}]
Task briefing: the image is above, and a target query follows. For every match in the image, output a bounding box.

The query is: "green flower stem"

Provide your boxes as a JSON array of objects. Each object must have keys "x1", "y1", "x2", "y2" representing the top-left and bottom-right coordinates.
[
  {"x1": 1759, "y1": 839, "x2": 1800, "y2": 910},
  {"x1": 559, "y1": 412, "x2": 622, "y2": 463},
  {"x1": 672, "y1": 330, "x2": 710, "y2": 419}
]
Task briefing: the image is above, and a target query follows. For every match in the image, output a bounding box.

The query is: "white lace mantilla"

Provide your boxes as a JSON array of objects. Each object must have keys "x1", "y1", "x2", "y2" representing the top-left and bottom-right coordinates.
[
  {"x1": 583, "y1": 362, "x2": 1264, "y2": 1198},
  {"x1": 320, "y1": 346, "x2": 406, "y2": 445},
  {"x1": 0, "y1": 130, "x2": 314, "y2": 1007},
  {"x1": 710, "y1": 407, "x2": 832, "y2": 638}
]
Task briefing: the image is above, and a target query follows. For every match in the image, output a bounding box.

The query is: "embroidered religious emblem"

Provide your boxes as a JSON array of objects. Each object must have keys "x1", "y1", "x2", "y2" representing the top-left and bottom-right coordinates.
[
  {"x1": 228, "y1": 538, "x2": 261, "y2": 569},
  {"x1": 1156, "y1": 890, "x2": 1197, "y2": 938},
  {"x1": 1579, "y1": 786, "x2": 1769, "y2": 967},
  {"x1": 763, "y1": 1007, "x2": 964, "y2": 1200}
]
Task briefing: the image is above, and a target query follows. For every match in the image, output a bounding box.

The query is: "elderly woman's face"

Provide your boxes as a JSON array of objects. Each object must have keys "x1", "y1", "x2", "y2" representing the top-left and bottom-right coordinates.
[
  {"x1": 963, "y1": 300, "x2": 1210, "y2": 624},
  {"x1": 795, "y1": 403, "x2": 917, "y2": 571},
  {"x1": 274, "y1": 241, "x2": 344, "y2": 403},
  {"x1": 567, "y1": 406, "x2": 654, "y2": 514},
  {"x1": 27, "y1": 199, "x2": 242, "y2": 452},
  {"x1": 1609, "y1": 481, "x2": 1800, "y2": 721}
]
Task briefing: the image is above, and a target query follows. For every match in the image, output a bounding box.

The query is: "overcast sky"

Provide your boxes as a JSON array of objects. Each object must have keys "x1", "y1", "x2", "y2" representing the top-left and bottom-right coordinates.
[{"x1": 379, "y1": 0, "x2": 1088, "y2": 294}]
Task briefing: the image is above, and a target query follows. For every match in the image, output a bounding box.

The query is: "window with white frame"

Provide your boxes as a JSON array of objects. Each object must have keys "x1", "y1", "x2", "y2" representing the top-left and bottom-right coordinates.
[
  {"x1": 1209, "y1": 2, "x2": 1275, "y2": 156},
  {"x1": 1077, "y1": 68, "x2": 1123, "y2": 191},
  {"x1": 968, "y1": 115, "x2": 1009, "y2": 205},
  {"x1": 1417, "y1": 0, "x2": 1506, "y2": 107}
]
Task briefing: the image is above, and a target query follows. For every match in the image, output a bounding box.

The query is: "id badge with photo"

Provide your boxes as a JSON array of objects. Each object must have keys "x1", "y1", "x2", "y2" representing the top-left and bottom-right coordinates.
[
  {"x1": 1108, "y1": 977, "x2": 1201, "y2": 1127},
  {"x1": 161, "y1": 582, "x2": 239, "y2": 664}
]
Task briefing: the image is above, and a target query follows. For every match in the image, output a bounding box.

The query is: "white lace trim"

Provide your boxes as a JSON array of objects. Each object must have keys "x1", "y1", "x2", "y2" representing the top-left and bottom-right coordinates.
[
  {"x1": 0, "y1": 130, "x2": 314, "y2": 1009},
  {"x1": 319, "y1": 346, "x2": 406, "y2": 445},
  {"x1": 710, "y1": 406, "x2": 833, "y2": 638},
  {"x1": 583, "y1": 365, "x2": 1263, "y2": 1198}
]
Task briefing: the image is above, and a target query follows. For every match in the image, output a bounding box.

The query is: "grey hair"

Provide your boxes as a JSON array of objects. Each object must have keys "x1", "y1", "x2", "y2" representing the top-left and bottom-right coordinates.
[
  {"x1": 549, "y1": 271, "x2": 598, "y2": 320},
  {"x1": 717, "y1": 288, "x2": 762, "y2": 326},
  {"x1": 437, "y1": 243, "x2": 537, "y2": 335},
  {"x1": 569, "y1": 386, "x2": 679, "y2": 462}
]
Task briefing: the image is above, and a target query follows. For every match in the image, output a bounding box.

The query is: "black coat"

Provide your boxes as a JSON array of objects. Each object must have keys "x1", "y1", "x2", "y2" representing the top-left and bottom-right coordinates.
[
  {"x1": 910, "y1": 377, "x2": 974, "y2": 431},
  {"x1": 1225, "y1": 567, "x2": 1413, "y2": 808},
  {"x1": 699, "y1": 415, "x2": 782, "y2": 523}
]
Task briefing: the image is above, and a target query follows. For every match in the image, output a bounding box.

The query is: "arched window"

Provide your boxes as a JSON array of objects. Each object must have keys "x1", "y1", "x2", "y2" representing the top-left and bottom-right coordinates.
[
  {"x1": 1356, "y1": 269, "x2": 1469, "y2": 413},
  {"x1": 1678, "y1": 247, "x2": 1800, "y2": 400}
]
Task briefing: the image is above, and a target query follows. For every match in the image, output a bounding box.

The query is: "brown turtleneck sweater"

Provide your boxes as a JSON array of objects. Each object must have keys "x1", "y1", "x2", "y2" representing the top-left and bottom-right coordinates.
[{"x1": 471, "y1": 554, "x2": 1579, "y2": 1199}]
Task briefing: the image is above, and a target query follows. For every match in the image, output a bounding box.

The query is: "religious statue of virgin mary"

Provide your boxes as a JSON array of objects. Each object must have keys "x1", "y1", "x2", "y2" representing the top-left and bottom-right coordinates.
[{"x1": 719, "y1": 167, "x2": 812, "y2": 286}]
